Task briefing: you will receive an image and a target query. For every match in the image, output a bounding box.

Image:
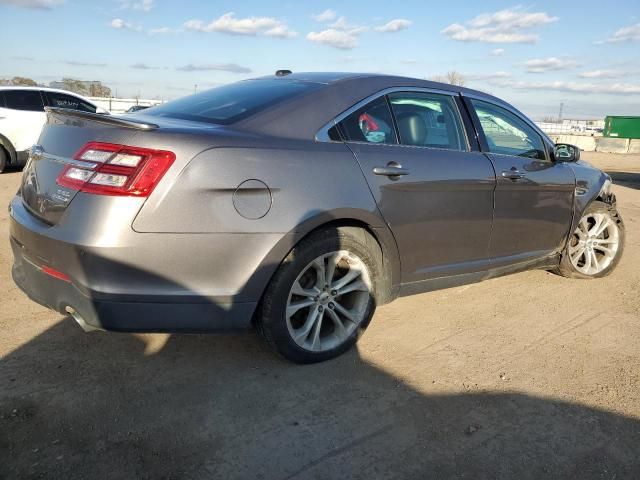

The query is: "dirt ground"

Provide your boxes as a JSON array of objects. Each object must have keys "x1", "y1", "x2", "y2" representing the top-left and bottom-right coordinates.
[{"x1": 1, "y1": 152, "x2": 639, "y2": 479}]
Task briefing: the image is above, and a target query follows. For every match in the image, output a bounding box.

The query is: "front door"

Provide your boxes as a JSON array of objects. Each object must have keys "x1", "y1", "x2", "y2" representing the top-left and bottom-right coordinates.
[
  {"x1": 337, "y1": 91, "x2": 496, "y2": 284},
  {"x1": 467, "y1": 98, "x2": 575, "y2": 266}
]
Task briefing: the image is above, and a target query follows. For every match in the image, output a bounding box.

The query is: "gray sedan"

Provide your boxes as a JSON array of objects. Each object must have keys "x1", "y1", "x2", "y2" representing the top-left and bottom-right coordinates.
[{"x1": 9, "y1": 72, "x2": 624, "y2": 363}]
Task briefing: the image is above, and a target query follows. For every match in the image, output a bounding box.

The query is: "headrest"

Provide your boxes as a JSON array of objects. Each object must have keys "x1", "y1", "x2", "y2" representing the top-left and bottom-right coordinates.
[{"x1": 396, "y1": 112, "x2": 427, "y2": 146}]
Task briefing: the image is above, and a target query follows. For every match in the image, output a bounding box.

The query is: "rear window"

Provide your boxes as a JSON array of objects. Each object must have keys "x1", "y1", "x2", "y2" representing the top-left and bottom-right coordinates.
[
  {"x1": 144, "y1": 79, "x2": 321, "y2": 125},
  {"x1": 45, "y1": 92, "x2": 97, "y2": 113}
]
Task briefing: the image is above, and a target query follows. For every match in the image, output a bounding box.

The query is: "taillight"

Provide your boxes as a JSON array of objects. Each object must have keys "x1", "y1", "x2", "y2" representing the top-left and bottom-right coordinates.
[{"x1": 56, "y1": 142, "x2": 175, "y2": 197}]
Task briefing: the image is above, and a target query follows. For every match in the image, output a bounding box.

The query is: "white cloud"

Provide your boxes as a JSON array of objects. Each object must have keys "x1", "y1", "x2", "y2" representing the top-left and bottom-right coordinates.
[
  {"x1": 466, "y1": 71, "x2": 512, "y2": 80},
  {"x1": 307, "y1": 28, "x2": 359, "y2": 49},
  {"x1": 0, "y1": 0, "x2": 63, "y2": 8},
  {"x1": 109, "y1": 18, "x2": 142, "y2": 31},
  {"x1": 131, "y1": 63, "x2": 161, "y2": 70},
  {"x1": 523, "y1": 57, "x2": 580, "y2": 73},
  {"x1": 176, "y1": 63, "x2": 252, "y2": 74},
  {"x1": 118, "y1": 0, "x2": 154, "y2": 12},
  {"x1": 264, "y1": 25, "x2": 297, "y2": 39},
  {"x1": 308, "y1": 15, "x2": 367, "y2": 49},
  {"x1": 375, "y1": 19, "x2": 411, "y2": 33},
  {"x1": 312, "y1": 9, "x2": 336, "y2": 22},
  {"x1": 148, "y1": 26, "x2": 173, "y2": 35},
  {"x1": 490, "y1": 48, "x2": 505, "y2": 56},
  {"x1": 578, "y1": 70, "x2": 622, "y2": 79},
  {"x1": 63, "y1": 60, "x2": 107, "y2": 67},
  {"x1": 329, "y1": 16, "x2": 366, "y2": 33},
  {"x1": 595, "y1": 22, "x2": 640, "y2": 44},
  {"x1": 442, "y1": 7, "x2": 558, "y2": 44},
  {"x1": 183, "y1": 12, "x2": 297, "y2": 38},
  {"x1": 491, "y1": 78, "x2": 640, "y2": 95}
]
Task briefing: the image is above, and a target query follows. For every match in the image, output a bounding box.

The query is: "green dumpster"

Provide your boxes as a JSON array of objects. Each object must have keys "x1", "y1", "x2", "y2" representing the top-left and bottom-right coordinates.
[{"x1": 603, "y1": 116, "x2": 640, "y2": 139}]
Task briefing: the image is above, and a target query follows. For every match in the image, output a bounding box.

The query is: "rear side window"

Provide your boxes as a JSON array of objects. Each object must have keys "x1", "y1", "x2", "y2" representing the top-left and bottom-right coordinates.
[
  {"x1": 337, "y1": 96, "x2": 397, "y2": 145},
  {"x1": 471, "y1": 99, "x2": 546, "y2": 160},
  {"x1": 144, "y1": 78, "x2": 321, "y2": 125},
  {"x1": 4, "y1": 90, "x2": 44, "y2": 112},
  {"x1": 388, "y1": 92, "x2": 467, "y2": 150},
  {"x1": 45, "y1": 92, "x2": 96, "y2": 113}
]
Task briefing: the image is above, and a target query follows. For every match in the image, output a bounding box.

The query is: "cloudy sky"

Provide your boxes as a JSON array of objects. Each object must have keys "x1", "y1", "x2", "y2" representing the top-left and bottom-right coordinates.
[{"x1": 1, "y1": 0, "x2": 639, "y2": 119}]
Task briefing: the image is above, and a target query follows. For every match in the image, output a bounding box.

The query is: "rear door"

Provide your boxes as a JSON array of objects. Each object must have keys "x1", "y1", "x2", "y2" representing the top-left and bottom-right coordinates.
[
  {"x1": 1, "y1": 89, "x2": 46, "y2": 152},
  {"x1": 334, "y1": 89, "x2": 496, "y2": 284},
  {"x1": 465, "y1": 97, "x2": 575, "y2": 266}
]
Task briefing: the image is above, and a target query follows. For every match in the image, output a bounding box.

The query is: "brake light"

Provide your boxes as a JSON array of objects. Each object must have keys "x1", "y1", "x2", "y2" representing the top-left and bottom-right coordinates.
[{"x1": 56, "y1": 142, "x2": 175, "y2": 197}]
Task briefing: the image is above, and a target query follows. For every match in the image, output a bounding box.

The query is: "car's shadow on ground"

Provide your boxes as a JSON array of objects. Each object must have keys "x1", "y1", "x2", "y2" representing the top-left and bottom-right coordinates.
[
  {"x1": 1, "y1": 317, "x2": 639, "y2": 480},
  {"x1": 607, "y1": 171, "x2": 640, "y2": 191}
]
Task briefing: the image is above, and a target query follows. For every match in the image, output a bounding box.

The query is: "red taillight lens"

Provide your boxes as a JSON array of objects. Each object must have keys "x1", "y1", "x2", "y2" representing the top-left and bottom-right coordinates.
[{"x1": 56, "y1": 142, "x2": 175, "y2": 197}]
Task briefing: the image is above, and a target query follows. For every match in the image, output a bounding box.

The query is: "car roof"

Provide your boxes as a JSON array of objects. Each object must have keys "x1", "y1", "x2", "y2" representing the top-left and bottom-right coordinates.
[
  {"x1": 0, "y1": 85, "x2": 95, "y2": 98},
  {"x1": 263, "y1": 71, "x2": 494, "y2": 98},
  {"x1": 236, "y1": 72, "x2": 506, "y2": 140}
]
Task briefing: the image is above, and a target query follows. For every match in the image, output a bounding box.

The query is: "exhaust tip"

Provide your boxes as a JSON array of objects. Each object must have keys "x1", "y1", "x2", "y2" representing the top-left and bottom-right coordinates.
[{"x1": 65, "y1": 306, "x2": 102, "y2": 333}]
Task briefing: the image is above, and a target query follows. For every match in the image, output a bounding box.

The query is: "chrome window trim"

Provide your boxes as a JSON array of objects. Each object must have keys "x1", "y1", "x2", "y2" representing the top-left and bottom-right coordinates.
[{"x1": 315, "y1": 86, "x2": 461, "y2": 144}]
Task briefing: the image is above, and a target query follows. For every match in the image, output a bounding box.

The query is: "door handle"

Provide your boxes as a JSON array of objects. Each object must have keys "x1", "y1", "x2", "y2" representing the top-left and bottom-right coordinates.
[
  {"x1": 501, "y1": 169, "x2": 526, "y2": 180},
  {"x1": 373, "y1": 162, "x2": 409, "y2": 178}
]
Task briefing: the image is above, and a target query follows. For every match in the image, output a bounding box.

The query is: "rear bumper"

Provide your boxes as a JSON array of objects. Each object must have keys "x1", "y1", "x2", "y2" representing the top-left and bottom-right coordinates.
[
  {"x1": 11, "y1": 236, "x2": 257, "y2": 332},
  {"x1": 9, "y1": 195, "x2": 290, "y2": 332}
]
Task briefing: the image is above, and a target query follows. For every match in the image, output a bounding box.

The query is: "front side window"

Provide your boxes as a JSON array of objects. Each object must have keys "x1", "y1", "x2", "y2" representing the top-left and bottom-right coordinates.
[
  {"x1": 388, "y1": 92, "x2": 467, "y2": 150},
  {"x1": 46, "y1": 92, "x2": 97, "y2": 113},
  {"x1": 337, "y1": 96, "x2": 397, "y2": 145},
  {"x1": 471, "y1": 99, "x2": 546, "y2": 160},
  {"x1": 3, "y1": 90, "x2": 44, "y2": 112}
]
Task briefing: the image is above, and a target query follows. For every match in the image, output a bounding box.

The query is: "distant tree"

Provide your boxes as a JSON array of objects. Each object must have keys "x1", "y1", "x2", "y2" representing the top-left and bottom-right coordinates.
[
  {"x1": 60, "y1": 78, "x2": 89, "y2": 95},
  {"x1": 90, "y1": 83, "x2": 111, "y2": 97},
  {"x1": 0, "y1": 76, "x2": 39, "y2": 86},
  {"x1": 430, "y1": 71, "x2": 466, "y2": 87},
  {"x1": 59, "y1": 78, "x2": 111, "y2": 98}
]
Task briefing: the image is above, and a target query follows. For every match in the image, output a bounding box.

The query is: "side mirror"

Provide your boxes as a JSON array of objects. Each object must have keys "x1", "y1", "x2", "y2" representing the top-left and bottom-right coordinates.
[{"x1": 554, "y1": 143, "x2": 580, "y2": 162}]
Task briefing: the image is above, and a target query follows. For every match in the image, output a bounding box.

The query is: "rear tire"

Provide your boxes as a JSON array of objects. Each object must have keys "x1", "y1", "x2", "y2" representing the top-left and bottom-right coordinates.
[
  {"x1": 0, "y1": 148, "x2": 7, "y2": 174},
  {"x1": 257, "y1": 227, "x2": 382, "y2": 363},
  {"x1": 556, "y1": 201, "x2": 624, "y2": 279}
]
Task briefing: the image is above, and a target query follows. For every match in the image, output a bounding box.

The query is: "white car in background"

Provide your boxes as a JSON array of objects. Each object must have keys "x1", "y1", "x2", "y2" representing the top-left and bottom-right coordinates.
[{"x1": 0, "y1": 87, "x2": 108, "y2": 173}]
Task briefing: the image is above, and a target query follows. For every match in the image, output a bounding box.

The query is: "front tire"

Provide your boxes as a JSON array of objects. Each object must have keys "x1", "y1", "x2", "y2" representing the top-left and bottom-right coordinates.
[
  {"x1": 257, "y1": 227, "x2": 382, "y2": 363},
  {"x1": 557, "y1": 201, "x2": 625, "y2": 279}
]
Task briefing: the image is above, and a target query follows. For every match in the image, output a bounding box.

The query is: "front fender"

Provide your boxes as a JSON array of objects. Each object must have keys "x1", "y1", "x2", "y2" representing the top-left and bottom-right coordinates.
[{"x1": 569, "y1": 160, "x2": 613, "y2": 234}]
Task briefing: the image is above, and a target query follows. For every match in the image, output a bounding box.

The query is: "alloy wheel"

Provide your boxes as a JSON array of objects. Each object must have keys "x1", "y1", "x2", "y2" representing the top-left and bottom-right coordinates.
[
  {"x1": 286, "y1": 250, "x2": 372, "y2": 352},
  {"x1": 568, "y1": 212, "x2": 620, "y2": 275}
]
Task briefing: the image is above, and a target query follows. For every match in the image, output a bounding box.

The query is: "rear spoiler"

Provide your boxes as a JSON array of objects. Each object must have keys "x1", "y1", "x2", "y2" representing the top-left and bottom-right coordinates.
[{"x1": 45, "y1": 107, "x2": 159, "y2": 131}]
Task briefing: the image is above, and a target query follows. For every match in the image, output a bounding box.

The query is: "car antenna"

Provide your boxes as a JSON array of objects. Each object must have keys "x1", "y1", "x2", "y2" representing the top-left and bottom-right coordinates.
[{"x1": 275, "y1": 69, "x2": 292, "y2": 77}]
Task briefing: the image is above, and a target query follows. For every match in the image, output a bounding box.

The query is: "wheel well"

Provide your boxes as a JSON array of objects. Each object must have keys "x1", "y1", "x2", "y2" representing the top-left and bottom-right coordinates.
[
  {"x1": 251, "y1": 218, "x2": 398, "y2": 327},
  {"x1": 0, "y1": 134, "x2": 17, "y2": 165},
  {"x1": 300, "y1": 219, "x2": 396, "y2": 305}
]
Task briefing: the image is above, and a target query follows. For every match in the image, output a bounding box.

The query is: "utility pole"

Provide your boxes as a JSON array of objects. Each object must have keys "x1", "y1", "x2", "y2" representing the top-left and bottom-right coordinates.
[
  {"x1": 194, "y1": 84, "x2": 198, "y2": 93},
  {"x1": 558, "y1": 102, "x2": 564, "y2": 123}
]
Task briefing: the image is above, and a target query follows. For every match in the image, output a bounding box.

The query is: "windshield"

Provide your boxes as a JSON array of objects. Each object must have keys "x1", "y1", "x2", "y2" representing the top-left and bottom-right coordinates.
[{"x1": 144, "y1": 78, "x2": 321, "y2": 125}]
